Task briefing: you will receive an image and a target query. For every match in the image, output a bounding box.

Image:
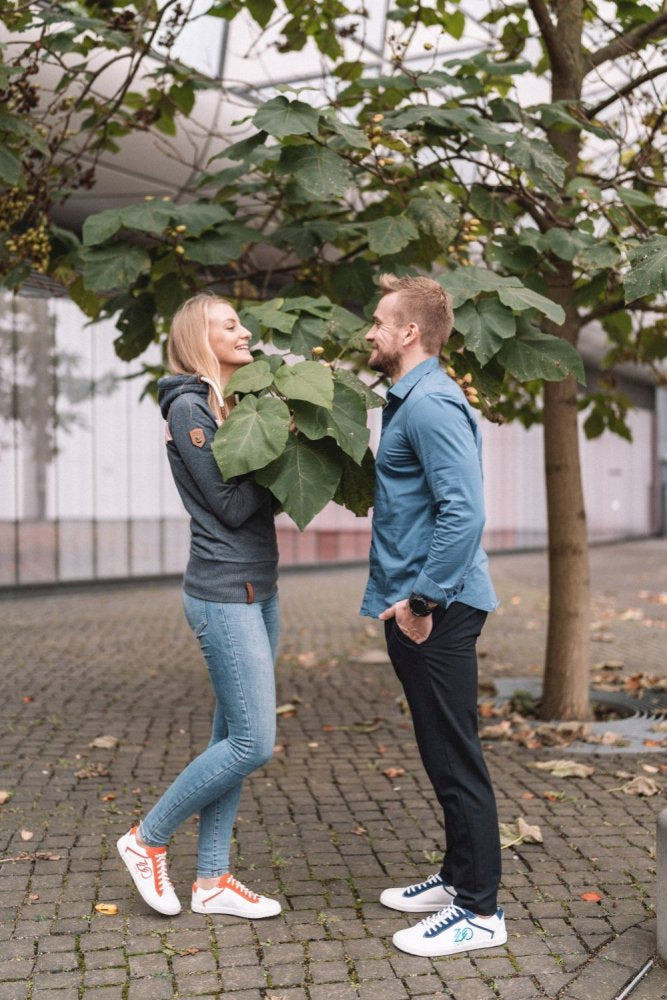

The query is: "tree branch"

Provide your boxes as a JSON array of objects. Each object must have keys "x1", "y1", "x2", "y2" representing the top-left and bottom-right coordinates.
[
  {"x1": 586, "y1": 64, "x2": 667, "y2": 118},
  {"x1": 526, "y1": 0, "x2": 563, "y2": 72},
  {"x1": 585, "y1": 10, "x2": 667, "y2": 72}
]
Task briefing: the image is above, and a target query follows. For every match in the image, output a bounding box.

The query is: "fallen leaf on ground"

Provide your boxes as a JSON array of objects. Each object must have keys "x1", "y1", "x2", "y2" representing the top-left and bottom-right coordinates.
[
  {"x1": 179, "y1": 946, "x2": 201, "y2": 956},
  {"x1": 517, "y1": 817, "x2": 543, "y2": 843},
  {"x1": 276, "y1": 703, "x2": 299, "y2": 717},
  {"x1": 642, "y1": 764, "x2": 660, "y2": 774},
  {"x1": 89, "y1": 735, "x2": 119, "y2": 750},
  {"x1": 620, "y1": 776, "x2": 661, "y2": 796},
  {"x1": 75, "y1": 763, "x2": 110, "y2": 779},
  {"x1": 295, "y1": 652, "x2": 316, "y2": 667},
  {"x1": 652, "y1": 720, "x2": 667, "y2": 732},
  {"x1": 20, "y1": 830, "x2": 34, "y2": 841},
  {"x1": 273, "y1": 744, "x2": 287, "y2": 753},
  {"x1": 499, "y1": 817, "x2": 543, "y2": 850},
  {"x1": 22, "y1": 696, "x2": 34, "y2": 703},
  {"x1": 480, "y1": 720, "x2": 513, "y2": 740},
  {"x1": 307, "y1": 742, "x2": 319, "y2": 749},
  {"x1": 478, "y1": 702, "x2": 498, "y2": 718},
  {"x1": 580, "y1": 892, "x2": 602, "y2": 903},
  {"x1": 644, "y1": 739, "x2": 664, "y2": 748},
  {"x1": 383, "y1": 767, "x2": 406, "y2": 779},
  {"x1": 352, "y1": 826, "x2": 367, "y2": 836},
  {"x1": 28, "y1": 893, "x2": 39, "y2": 901},
  {"x1": 94, "y1": 903, "x2": 118, "y2": 915},
  {"x1": 534, "y1": 760, "x2": 595, "y2": 779},
  {"x1": 0, "y1": 791, "x2": 11, "y2": 805},
  {"x1": 614, "y1": 770, "x2": 633, "y2": 779},
  {"x1": 592, "y1": 660, "x2": 624, "y2": 671},
  {"x1": 101, "y1": 793, "x2": 116, "y2": 802},
  {"x1": 520, "y1": 792, "x2": 535, "y2": 800},
  {"x1": 586, "y1": 731, "x2": 629, "y2": 747}
]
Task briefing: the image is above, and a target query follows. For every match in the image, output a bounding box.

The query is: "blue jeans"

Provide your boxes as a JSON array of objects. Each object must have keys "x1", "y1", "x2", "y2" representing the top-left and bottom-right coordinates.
[{"x1": 140, "y1": 590, "x2": 280, "y2": 877}]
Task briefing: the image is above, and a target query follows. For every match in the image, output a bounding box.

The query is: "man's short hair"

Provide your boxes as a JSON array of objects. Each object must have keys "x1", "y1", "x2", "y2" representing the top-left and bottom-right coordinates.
[{"x1": 379, "y1": 273, "x2": 454, "y2": 354}]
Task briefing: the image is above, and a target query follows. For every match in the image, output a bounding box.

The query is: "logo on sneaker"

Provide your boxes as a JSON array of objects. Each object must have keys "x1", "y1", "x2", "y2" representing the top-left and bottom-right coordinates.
[
  {"x1": 454, "y1": 927, "x2": 473, "y2": 943},
  {"x1": 135, "y1": 859, "x2": 153, "y2": 880}
]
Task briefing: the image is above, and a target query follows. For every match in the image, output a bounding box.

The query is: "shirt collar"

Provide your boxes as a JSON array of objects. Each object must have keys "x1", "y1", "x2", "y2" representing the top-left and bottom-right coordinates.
[{"x1": 387, "y1": 356, "x2": 440, "y2": 401}]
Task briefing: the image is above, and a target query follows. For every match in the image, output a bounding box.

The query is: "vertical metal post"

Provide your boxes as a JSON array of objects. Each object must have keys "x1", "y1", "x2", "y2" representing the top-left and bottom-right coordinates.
[{"x1": 657, "y1": 807, "x2": 667, "y2": 961}]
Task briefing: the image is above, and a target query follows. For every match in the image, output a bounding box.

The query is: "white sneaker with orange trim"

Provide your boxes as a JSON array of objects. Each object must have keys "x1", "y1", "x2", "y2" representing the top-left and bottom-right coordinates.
[
  {"x1": 191, "y1": 873, "x2": 281, "y2": 918},
  {"x1": 117, "y1": 826, "x2": 181, "y2": 916}
]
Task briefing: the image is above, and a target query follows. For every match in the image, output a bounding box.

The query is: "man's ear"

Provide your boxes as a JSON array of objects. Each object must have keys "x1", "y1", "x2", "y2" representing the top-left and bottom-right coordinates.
[{"x1": 403, "y1": 322, "x2": 420, "y2": 345}]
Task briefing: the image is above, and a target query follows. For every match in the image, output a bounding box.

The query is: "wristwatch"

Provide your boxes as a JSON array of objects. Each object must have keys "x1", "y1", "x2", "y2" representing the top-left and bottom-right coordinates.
[{"x1": 408, "y1": 593, "x2": 437, "y2": 617}]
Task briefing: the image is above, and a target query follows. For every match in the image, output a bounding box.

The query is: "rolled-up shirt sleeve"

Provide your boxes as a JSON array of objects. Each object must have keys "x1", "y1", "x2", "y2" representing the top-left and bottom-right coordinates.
[
  {"x1": 406, "y1": 394, "x2": 486, "y2": 604},
  {"x1": 168, "y1": 397, "x2": 272, "y2": 529}
]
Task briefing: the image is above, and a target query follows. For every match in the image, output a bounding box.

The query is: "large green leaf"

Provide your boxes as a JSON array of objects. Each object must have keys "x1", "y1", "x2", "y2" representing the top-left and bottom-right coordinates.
[
  {"x1": 274, "y1": 360, "x2": 334, "y2": 409},
  {"x1": 543, "y1": 228, "x2": 596, "y2": 262},
  {"x1": 212, "y1": 395, "x2": 290, "y2": 479},
  {"x1": 624, "y1": 236, "x2": 667, "y2": 302},
  {"x1": 278, "y1": 145, "x2": 351, "y2": 199},
  {"x1": 334, "y1": 447, "x2": 375, "y2": 518},
  {"x1": 82, "y1": 245, "x2": 151, "y2": 291},
  {"x1": 497, "y1": 285, "x2": 565, "y2": 325},
  {"x1": 255, "y1": 434, "x2": 342, "y2": 530},
  {"x1": 438, "y1": 268, "x2": 507, "y2": 307},
  {"x1": 242, "y1": 299, "x2": 297, "y2": 335},
  {"x1": 575, "y1": 243, "x2": 620, "y2": 271},
  {"x1": 225, "y1": 360, "x2": 275, "y2": 394},
  {"x1": 504, "y1": 134, "x2": 566, "y2": 195},
  {"x1": 253, "y1": 95, "x2": 320, "y2": 138},
  {"x1": 407, "y1": 197, "x2": 458, "y2": 248},
  {"x1": 292, "y1": 382, "x2": 369, "y2": 464},
  {"x1": 169, "y1": 203, "x2": 232, "y2": 237},
  {"x1": 366, "y1": 214, "x2": 419, "y2": 255},
  {"x1": 456, "y1": 299, "x2": 515, "y2": 365},
  {"x1": 0, "y1": 144, "x2": 21, "y2": 184},
  {"x1": 182, "y1": 226, "x2": 259, "y2": 264},
  {"x1": 335, "y1": 369, "x2": 385, "y2": 409},
  {"x1": 497, "y1": 319, "x2": 584, "y2": 383}
]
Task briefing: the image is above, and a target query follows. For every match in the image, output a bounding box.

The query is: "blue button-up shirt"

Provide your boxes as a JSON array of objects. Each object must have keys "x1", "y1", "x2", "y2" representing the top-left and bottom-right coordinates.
[{"x1": 361, "y1": 357, "x2": 497, "y2": 618}]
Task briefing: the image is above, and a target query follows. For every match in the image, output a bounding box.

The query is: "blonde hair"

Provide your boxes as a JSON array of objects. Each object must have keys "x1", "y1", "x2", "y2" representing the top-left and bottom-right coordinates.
[
  {"x1": 379, "y1": 273, "x2": 454, "y2": 353},
  {"x1": 167, "y1": 293, "x2": 229, "y2": 422}
]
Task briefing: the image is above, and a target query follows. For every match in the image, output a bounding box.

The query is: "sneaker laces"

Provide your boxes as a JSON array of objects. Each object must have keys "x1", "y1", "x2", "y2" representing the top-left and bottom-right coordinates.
[
  {"x1": 420, "y1": 903, "x2": 465, "y2": 932},
  {"x1": 224, "y1": 874, "x2": 259, "y2": 902},
  {"x1": 405, "y1": 872, "x2": 443, "y2": 896},
  {"x1": 152, "y1": 849, "x2": 174, "y2": 896}
]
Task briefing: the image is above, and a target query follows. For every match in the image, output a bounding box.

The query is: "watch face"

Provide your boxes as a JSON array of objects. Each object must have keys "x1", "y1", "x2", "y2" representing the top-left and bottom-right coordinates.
[{"x1": 409, "y1": 595, "x2": 431, "y2": 616}]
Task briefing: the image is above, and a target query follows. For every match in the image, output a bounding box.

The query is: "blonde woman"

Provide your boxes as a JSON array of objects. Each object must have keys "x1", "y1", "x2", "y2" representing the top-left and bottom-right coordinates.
[{"x1": 117, "y1": 293, "x2": 281, "y2": 919}]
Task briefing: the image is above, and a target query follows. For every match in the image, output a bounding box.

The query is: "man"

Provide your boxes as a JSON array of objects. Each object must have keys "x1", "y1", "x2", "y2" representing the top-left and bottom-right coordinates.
[{"x1": 361, "y1": 273, "x2": 505, "y2": 958}]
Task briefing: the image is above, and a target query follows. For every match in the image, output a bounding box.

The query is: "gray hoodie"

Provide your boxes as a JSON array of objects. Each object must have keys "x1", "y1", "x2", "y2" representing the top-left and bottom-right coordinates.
[{"x1": 158, "y1": 375, "x2": 278, "y2": 603}]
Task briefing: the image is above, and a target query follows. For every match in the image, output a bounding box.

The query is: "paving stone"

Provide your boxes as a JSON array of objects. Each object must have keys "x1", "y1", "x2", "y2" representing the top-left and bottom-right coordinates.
[{"x1": 1, "y1": 546, "x2": 665, "y2": 1000}]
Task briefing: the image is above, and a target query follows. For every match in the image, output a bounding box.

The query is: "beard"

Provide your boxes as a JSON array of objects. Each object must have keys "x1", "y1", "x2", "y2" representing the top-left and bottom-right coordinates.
[{"x1": 368, "y1": 346, "x2": 401, "y2": 378}]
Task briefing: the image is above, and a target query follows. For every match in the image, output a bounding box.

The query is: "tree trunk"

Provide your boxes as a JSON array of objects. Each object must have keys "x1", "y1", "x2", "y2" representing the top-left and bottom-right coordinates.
[{"x1": 538, "y1": 0, "x2": 592, "y2": 720}]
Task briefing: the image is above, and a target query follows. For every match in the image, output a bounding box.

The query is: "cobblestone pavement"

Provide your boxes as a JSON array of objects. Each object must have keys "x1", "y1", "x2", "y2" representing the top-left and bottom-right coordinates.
[{"x1": 1, "y1": 538, "x2": 666, "y2": 1000}]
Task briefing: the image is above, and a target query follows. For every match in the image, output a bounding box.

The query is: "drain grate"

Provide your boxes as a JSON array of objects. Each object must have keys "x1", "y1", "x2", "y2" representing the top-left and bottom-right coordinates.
[{"x1": 493, "y1": 677, "x2": 667, "y2": 754}]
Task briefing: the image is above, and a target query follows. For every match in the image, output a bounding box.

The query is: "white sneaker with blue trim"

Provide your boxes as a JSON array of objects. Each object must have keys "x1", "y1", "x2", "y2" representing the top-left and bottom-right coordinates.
[
  {"x1": 380, "y1": 872, "x2": 456, "y2": 913},
  {"x1": 393, "y1": 903, "x2": 507, "y2": 957}
]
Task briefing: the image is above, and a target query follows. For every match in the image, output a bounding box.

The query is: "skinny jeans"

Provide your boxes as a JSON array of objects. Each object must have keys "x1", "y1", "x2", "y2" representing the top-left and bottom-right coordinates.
[
  {"x1": 140, "y1": 590, "x2": 279, "y2": 877},
  {"x1": 385, "y1": 601, "x2": 501, "y2": 915}
]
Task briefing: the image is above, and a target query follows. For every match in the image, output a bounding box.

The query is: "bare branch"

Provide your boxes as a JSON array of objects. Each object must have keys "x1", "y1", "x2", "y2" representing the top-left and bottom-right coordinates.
[
  {"x1": 586, "y1": 64, "x2": 667, "y2": 118},
  {"x1": 527, "y1": 0, "x2": 563, "y2": 71},
  {"x1": 585, "y1": 10, "x2": 667, "y2": 72}
]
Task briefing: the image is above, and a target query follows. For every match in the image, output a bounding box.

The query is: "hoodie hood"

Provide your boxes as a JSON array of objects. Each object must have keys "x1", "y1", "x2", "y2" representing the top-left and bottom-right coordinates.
[{"x1": 157, "y1": 374, "x2": 208, "y2": 419}]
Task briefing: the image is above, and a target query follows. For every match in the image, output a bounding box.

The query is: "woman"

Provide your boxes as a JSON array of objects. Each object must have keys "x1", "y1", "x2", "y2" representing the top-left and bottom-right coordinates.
[{"x1": 117, "y1": 293, "x2": 281, "y2": 919}]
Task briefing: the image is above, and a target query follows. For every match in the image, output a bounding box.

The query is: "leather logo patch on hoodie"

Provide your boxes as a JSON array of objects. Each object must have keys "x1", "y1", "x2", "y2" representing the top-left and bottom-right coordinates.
[{"x1": 189, "y1": 428, "x2": 206, "y2": 448}]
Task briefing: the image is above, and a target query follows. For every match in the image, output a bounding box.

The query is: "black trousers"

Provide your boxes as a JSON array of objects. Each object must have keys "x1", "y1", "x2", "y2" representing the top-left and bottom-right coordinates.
[{"x1": 385, "y1": 601, "x2": 501, "y2": 915}]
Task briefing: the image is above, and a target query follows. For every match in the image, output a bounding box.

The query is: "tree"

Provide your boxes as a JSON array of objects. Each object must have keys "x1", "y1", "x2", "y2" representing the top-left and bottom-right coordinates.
[{"x1": 2, "y1": 1, "x2": 666, "y2": 719}]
